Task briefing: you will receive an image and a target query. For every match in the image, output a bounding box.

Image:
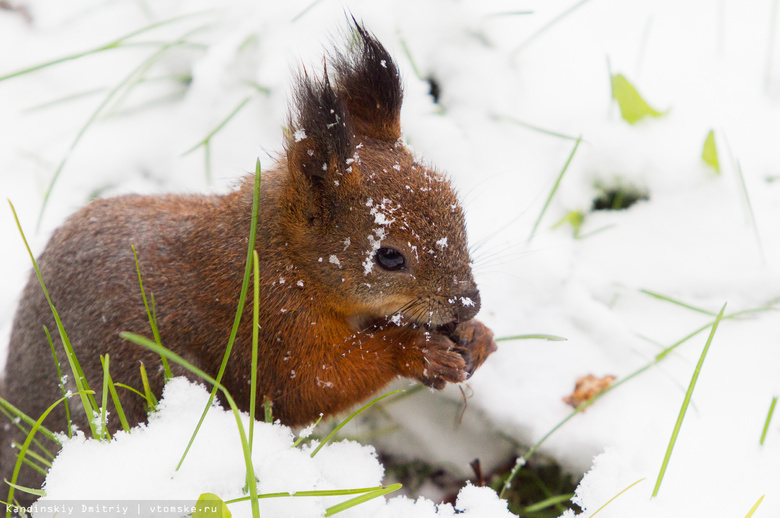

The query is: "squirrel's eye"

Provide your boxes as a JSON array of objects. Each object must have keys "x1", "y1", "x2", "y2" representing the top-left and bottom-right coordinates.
[{"x1": 375, "y1": 247, "x2": 406, "y2": 271}]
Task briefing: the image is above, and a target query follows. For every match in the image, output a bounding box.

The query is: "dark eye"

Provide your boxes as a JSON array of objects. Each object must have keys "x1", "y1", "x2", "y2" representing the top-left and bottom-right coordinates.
[{"x1": 375, "y1": 247, "x2": 406, "y2": 271}]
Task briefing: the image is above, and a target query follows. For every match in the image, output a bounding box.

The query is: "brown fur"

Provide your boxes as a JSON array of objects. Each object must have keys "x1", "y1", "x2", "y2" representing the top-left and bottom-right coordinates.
[{"x1": 0, "y1": 23, "x2": 496, "y2": 501}]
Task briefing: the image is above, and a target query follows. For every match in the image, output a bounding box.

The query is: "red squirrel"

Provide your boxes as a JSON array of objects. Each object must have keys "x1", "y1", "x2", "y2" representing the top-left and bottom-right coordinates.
[{"x1": 0, "y1": 23, "x2": 496, "y2": 496}]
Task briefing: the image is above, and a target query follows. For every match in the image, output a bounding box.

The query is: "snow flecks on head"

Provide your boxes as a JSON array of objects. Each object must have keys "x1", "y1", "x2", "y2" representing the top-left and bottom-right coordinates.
[
  {"x1": 363, "y1": 227, "x2": 387, "y2": 275},
  {"x1": 436, "y1": 237, "x2": 448, "y2": 249},
  {"x1": 343, "y1": 237, "x2": 351, "y2": 250},
  {"x1": 370, "y1": 198, "x2": 399, "y2": 226},
  {"x1": 293, "y1": 129, "x2": 307, "y2": 142},
  {"x1": 461, "y1": 297, "x2": 475, "y2": 307},
  {"x1": 329, "y1": 255, "x2": 342, "y2": 268},
  {"x1": 389, "y1": 313, "x2": 403, "y2": 326}
]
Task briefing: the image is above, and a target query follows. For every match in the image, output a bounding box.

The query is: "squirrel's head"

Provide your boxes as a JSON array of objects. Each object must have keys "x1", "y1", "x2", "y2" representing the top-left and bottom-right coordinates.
[{"x1": 281, "y1": 22, "x2": 479, "y2": 331}]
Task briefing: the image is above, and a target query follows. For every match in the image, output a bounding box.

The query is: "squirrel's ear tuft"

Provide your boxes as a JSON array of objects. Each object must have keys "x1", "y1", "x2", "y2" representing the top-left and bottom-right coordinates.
[
  {"x1": 287, "y1": 69, "x2": 353, "y2": 181},
  {"x1": 333, "y1": 21, "x2": 403, "y2": 143}
]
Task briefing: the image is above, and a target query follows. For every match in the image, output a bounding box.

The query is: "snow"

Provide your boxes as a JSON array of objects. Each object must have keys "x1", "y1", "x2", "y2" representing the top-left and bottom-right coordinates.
[{"x1": 2, "y1": 0, "x2": 780, "y2": 516}]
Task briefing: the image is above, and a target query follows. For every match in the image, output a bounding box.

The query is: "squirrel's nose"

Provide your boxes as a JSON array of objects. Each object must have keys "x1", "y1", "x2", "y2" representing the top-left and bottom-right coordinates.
[{"x1": 454, "y1": 288, "x2": 481, "y2": 323}]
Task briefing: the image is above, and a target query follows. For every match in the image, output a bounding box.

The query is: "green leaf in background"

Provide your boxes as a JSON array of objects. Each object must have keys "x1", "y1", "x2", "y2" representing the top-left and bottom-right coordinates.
[
  {"x1": 194, "y1": 493, "x2": 232, "y2": 518},
  {"x1": 702, "y1": 129, "x2": 720, "y2": 173},
  {"x1": 611, "y1": 73, "x2": 665, "y2": 124},
  {"x1": 552, "y1": 210, "x2": 584, "y2": 238}
]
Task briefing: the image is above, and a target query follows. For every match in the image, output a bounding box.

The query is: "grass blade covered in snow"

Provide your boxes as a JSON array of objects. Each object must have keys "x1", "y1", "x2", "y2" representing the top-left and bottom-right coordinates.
[
  {"x1": 177, "y1": 160, "x2": 261, "y2": 471},
  {"x1": 652, "y1": 302, "x2": 726, "y2": 497}
]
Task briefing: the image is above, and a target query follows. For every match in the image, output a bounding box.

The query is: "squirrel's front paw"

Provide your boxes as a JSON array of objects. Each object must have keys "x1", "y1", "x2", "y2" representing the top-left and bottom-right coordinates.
[
  {"x1": 415, "y1": 333, "x2": 468, "y2": 390},
  {"x1": 445, "y1": 319, "x2": 497, "y2": 379}
]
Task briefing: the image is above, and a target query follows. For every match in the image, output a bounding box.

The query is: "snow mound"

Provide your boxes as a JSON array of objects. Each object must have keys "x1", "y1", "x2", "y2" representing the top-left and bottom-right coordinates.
[{"x1": 35, "y1": 378, "x2": 512, "y2": 518}]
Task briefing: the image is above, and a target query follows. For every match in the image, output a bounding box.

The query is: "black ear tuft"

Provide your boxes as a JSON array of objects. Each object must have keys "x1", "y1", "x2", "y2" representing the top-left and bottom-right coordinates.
[
  {"x1": 287, "y1": 68, "x2": 353, "y2": 180},
  {"x1": 333, "y1": 21, "x2": 403, "y2": 142}
]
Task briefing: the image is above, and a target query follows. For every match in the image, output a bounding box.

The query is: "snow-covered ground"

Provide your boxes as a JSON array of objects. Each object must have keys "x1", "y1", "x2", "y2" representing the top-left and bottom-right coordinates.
[{"x1": 1, "y1": 0, "x2": 780, "y2": 516}]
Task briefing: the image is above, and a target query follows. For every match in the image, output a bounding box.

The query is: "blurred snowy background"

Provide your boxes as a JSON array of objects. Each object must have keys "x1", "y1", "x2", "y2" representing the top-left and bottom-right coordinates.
[{"x1": 1, "y1": 0, "x2": 780, "y2": 516}]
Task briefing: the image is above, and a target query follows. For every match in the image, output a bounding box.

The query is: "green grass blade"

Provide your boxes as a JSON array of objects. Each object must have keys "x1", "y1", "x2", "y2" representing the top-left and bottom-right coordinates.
[
  {"x1": 291, "y1": 0, "x2": 326, "y2": 22},
  {"x1": 182, "y1": 95, "x2": 253, "y2": 156},
  {"x1": 3, "y1": 481, "x2": 46, "y2": 497},
  {"x1": 226, "y1": 485, "x2": 398, "y2": 504},
  {"x1": 589, "y1": 478, "x2": 645, "y2": 517},
  {"x1": 490, "y1": 113, "x2": 581, "y2": 141},
  {"x1": 0, "y1": 11, "x2": 211, "y2": 82},
  {"x1": 8, "y1": 200, "x2": 99, "y2": 438},
  {"x1": 0, "y1": 399, "x2": 59, "y2": 446},
  {"x1": 99, "y1": 355, "x2": 111, "y2": 440},
  {"x1": 324, "y1": 484, "x2": 402, "y2": 517},
  {"x1": 11, "y1": 446, "x2": 51, "y2": 470},
  {"x1": 760, "y1": 396, "x2": 777, "y2": 446},
  {"x1": 745, "y1": 495, "x2": 765, "y2": 518},
  {"x1": 36, "y1": 25, "x2": 209, "y2": 230},
  {"x1": 735, "y1": 161, "x2": 766, "y2": 266},
  {"x1": 500, "y1": 303, "x2": 770, "y2": 498},
  {"x1": 495, "y1": 334, "x2": 567, "y2": 342},
  {"x1": 181, "y1": 95, "x2": 254, "y2": 183},
  {"x1": 5, "y1": 390, "x2": 93, "y2": 511},
  {"x1": 640, "y1": 289, "x2": 718, "y2": 316},
  {"x1": 114, "y1": 383, "x2": 149, "y2": 400},
  {"x1": 139, "y1": 363, "x2": 158, "y2": 413},
  {"x1": 120, "y1": 332, "x2": 260, "y2": 518},
  {"x1": 310, "y1": 390, "x2": 404, "y2": 458},
  {"x1": 292, "y1": 414, "x2": 323, "y2": 448},
  {"x1": 249, "y1": 251, "x2": 260, "y2": 450},
  {"x1": 177, "y1": 160, "x2": 261, "y2": 471},
  {"x1": 263, "y1": 396, "x2": 273, "y2": 423},
  {"x1": 652, "y1": 303, "x2": 727, "y2": 497},
  {"x1": 511, "y1": 0, "x2": 593, "y2": 55},
  {"x1": 521, "y1": 493, "x2": 575, "y2": 514},
  {"x1": 529, "y1": 136, "x2": 582, "y2": 242},
  {"x1": 101, "y1": 357, "x2": 130, "y2": 433},
  {"x1": 132, "y1": 245, "x2": 172, "y2": 379},
  {"x1": 45, "y1": 325, "x2": 72, "y2": 438},
  {"x1": 9, "y1": 448, "x2": 48, "y2": 476}
]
